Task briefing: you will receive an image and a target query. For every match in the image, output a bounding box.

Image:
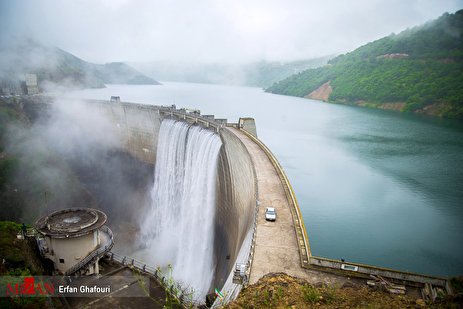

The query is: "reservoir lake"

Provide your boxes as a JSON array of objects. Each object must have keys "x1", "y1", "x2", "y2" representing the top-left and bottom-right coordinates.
[{"x1": 66, "y1": 82, "x2": 463, "y2": 277}]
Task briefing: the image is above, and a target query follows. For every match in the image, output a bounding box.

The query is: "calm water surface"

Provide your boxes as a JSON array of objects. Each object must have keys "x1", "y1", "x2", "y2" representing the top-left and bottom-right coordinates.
[{"x1": 66, "y1": 82, "x2": 463, "y2": 277}]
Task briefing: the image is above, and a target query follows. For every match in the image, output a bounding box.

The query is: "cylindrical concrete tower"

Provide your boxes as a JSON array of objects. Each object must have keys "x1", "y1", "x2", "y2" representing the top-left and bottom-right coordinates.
[{"x1": 35, "y1": 208, "x2": 113, "y2": 275}]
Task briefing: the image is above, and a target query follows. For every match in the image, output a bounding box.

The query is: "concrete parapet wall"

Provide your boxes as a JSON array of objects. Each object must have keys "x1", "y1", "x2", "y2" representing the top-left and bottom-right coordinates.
[
  {"x1": 239, "y1": 118, "x2": 258, "y2": 138},
  {"x1": 239, "y1": 129, "x2": 311, "y2": 267},
  {"x1": 310, "y1": 256, "x2": 447, "y2": 287}
]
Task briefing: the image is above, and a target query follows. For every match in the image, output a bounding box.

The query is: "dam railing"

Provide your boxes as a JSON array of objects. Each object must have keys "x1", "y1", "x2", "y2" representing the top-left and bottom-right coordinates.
[
  {"x1": 158, "y1": 106, "x2": 226, "y2": 133},
  {"x1": 246, "y1": 147, "x2": 260, "y2": 285},
  {"x1": 239, "y1": 128, "x2": 311, "y2": 268},
  {"x1": 106, "y1": 251, "x2": 201, "y2": 307},
  {"x1": 310, "y1": 256, "x2": 449, "y2": 288},
  {"x1": 78, "y1": 99, "x2": 228, "y2": 133}
]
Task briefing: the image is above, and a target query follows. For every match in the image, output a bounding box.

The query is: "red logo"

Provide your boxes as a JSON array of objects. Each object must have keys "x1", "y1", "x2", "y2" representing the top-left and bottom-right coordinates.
[{"x1": 5, "y1": 277, "x2": 55, "y2": 296}]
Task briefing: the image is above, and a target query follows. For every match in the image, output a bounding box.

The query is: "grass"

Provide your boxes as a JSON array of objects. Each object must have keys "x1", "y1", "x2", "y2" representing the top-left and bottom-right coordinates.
[
  {"x1": 301, "y1": 284, "x2": 320, "y2": 303},
  {"x1": 322, "y1": 284, "x2": 338, "y2": 304},
  {"x1": 224, "y1": 273, "x2": 437, "y2": 309},
  {"x1": 450, "y1": 277, "x2": 463, "y2": 294}
]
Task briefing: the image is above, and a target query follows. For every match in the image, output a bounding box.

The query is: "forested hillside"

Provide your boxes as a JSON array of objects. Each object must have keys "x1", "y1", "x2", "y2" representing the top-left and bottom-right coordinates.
[
  {"x1": 131, "y1": 56, "x2": 332, "y2": 88},
  {"x1": 266, "y1": 10, "x2": 463, "y2": 119},
  {"x1": 0, "y1": 39, "x2": 160, "y2": 92}
]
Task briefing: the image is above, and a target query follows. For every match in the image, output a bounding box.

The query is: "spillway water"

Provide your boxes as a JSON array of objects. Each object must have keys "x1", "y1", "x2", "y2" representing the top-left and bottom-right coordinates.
[{"x1": 139, "y1": 118, "x2": 222, "y2": 300}]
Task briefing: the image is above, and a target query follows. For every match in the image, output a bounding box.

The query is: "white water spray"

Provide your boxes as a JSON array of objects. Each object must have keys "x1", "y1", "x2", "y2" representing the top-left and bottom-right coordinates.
[{"x1": 139, "y1": 118, "x2": 222, "y2": 300}]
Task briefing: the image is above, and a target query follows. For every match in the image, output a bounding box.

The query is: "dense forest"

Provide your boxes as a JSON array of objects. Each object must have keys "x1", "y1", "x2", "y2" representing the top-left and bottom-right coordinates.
[{"x1": 266, "y1": 10, "x2": 463, "y2": 119}]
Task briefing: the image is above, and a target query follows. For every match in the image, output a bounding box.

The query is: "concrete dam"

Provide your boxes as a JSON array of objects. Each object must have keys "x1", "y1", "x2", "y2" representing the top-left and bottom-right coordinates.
[
  {"x1": 25, "y1": 97, "x2": 262, "y2": 301},
  {"x1": 118, "y1": 104, "x2": 260, "y2": 301},
  {"x1": 22, "y1": 96, "x2": 450, "y2": 305}
]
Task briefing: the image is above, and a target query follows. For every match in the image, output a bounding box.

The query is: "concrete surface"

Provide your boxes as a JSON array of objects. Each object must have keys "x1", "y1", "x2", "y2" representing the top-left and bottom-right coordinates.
[
  {"x1": 66, "y1": 259, "x2": 177, "y2": 309},
  {"x1": 214, "y1": 127, "x2": 257, "y2": 289}
]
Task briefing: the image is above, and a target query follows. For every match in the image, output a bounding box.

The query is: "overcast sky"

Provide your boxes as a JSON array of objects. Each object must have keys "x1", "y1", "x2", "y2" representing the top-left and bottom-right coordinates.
[{"x1": 1, "y1": 0, "x2": 462, "y2": 63}]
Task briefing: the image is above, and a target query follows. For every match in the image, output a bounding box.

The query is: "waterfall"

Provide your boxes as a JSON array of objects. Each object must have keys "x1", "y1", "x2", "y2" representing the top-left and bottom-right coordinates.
[{"x1": 139, "y1": 118, "x2": 222, "y2": 300}]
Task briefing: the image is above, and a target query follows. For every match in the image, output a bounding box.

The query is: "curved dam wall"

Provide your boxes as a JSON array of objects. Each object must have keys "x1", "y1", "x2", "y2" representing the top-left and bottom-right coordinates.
[
  {"x1": 214, "y1": 127, "x2": 256, "y2": 289},
  {"x1": 92, "y1": 101, "x2": 163, "y2": 164},
  {"x1": 110, "y1": 101, "x2": 257, "y2": 294},
  {"x1": 25, "y1": 97, "x2": 257, "y2": 296}
]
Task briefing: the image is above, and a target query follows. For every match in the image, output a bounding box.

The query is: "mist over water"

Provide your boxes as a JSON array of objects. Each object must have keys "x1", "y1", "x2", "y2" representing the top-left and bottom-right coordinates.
[{"x1": 139, "y1": 119, "x2": 222, "y2": 299}]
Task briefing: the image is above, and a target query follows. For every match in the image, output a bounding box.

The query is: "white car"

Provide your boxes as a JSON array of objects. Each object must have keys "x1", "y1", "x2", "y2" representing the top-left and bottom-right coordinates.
[{"x1": 265, "y1": 207, "x2": 276, "y2": 221}]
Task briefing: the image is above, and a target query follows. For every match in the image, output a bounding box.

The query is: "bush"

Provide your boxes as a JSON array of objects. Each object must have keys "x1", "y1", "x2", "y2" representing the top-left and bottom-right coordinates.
[{"x1": 301, "y1": 284, "x2": 320, "y2": 303}]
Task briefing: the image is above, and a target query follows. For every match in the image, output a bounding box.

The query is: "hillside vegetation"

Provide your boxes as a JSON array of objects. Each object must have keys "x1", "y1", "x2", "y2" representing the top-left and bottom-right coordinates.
[
  {"x1": 0, "y1": 39, "x2": 160, "y2": 91},
  {"x1": 131, "y1": 56, "x2": 332, "y2": 88},
  {"x1": 245, "y1": 58, "x2": 333, "y2": 87},
  {"x1": 267, "y1": 10, "x2": 463, "y2": 119},
  {"x1": 225, "y1": 273, "x2": 463, "y2": 309}
]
